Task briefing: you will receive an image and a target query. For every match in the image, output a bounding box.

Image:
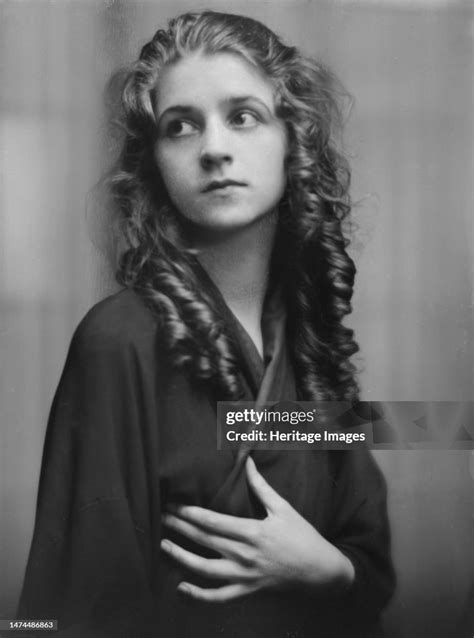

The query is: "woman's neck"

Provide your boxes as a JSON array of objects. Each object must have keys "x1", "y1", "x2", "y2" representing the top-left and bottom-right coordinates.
[{"x1": 191, "y1": 213, "x2": 278, "y2": 356}]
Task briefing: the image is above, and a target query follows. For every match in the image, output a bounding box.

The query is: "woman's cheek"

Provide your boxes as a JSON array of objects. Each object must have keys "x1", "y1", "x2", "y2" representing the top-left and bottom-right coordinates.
[{"x1": 157, "y1": 147, "x2": 196, "y2": 193}]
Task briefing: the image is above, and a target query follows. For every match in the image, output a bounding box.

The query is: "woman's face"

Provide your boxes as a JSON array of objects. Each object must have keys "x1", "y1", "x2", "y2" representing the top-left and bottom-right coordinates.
[{"x1": 153, "y1": 52, "x2": 288, "y2": 234}]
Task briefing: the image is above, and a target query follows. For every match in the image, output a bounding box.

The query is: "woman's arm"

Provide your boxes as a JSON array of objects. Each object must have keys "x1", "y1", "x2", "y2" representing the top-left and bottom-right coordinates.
[
  {"x1": 160, "y1": 452, "x2": 394, "y2": 615},
  {"x1": 18, "y1": 299, "x2": 160, "y2": 637},
  {"x1": 328, "y1": 448, "x2": 396, "y2": 618},
  {"x1": 161, "y1": 456, "x2": 355, "y2": 600}
]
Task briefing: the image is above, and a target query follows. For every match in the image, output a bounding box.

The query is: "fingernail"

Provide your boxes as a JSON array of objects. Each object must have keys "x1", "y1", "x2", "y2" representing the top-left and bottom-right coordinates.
[{"x1": 161, "y1": 539, "x2": 172, "y2": 552}]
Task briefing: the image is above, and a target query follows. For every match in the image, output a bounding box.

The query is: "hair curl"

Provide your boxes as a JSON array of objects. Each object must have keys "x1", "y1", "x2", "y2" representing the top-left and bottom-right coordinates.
[{"x1": 104, "y1": 10, "x2": 359, "y2": 401}]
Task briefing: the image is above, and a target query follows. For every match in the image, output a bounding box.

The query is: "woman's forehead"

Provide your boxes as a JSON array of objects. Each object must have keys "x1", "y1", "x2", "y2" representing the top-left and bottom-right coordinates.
[{"x1": 154, "y1": 52, "x2": 276, "y2": 117}]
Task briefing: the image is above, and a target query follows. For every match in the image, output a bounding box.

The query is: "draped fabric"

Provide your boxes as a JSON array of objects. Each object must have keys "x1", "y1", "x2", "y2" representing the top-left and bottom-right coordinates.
[{"x1": 19, "y1": 267, "x2": 394, "y2": 637}]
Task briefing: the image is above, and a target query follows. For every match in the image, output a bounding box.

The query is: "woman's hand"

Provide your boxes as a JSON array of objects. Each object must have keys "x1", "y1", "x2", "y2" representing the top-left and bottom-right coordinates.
[{"x1": 160, "y1": 456, "x2": 355, "y2": 602}]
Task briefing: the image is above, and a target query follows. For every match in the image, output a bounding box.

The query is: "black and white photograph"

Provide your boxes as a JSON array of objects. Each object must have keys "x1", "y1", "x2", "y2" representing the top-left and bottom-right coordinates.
[{"x1": 0, "y1": 1, "x2": 473, "y2": 637}]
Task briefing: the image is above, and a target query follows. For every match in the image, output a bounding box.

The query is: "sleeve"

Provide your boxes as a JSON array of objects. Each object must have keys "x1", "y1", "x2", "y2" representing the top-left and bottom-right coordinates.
[
  {"x1": 17, "y1": 324, "x2": 160, "y2": 637},
  {"x1": 329, "y1": 448, "x2": 396, "y2": 621}
]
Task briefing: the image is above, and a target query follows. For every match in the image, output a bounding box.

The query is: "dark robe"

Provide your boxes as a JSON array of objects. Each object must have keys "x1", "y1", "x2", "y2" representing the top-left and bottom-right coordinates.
[{"x1": 18, "y1": 270, "x2": 395, "y2": 637}]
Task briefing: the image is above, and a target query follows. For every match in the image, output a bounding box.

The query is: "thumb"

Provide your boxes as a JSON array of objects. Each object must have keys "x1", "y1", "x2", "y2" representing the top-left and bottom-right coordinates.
[{"x1": 245, "y1": 456, "x2": 286, "y2": 514}]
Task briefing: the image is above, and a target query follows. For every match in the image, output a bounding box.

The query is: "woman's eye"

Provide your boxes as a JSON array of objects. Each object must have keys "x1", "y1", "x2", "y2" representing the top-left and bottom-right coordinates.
[
  {"x1": 231, "y1": 111, "x2": 259, "y2": 128},
  {"x1": 165, "y1": 120, "x2": 197, "y2": 138}
]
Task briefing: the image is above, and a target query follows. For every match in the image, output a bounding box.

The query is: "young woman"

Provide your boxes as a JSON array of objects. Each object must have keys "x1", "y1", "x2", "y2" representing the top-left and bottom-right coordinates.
[{"x1": 19, "y1": 11, "x2": 395, "y2": 638}]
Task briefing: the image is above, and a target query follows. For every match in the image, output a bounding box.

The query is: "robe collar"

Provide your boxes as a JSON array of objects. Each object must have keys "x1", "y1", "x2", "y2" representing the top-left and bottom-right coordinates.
[{"x1": 192, "y1": 258, "x2": 296, "y2": 403}]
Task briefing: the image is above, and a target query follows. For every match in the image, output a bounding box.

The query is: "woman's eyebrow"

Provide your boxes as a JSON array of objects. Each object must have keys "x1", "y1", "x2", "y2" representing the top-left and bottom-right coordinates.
[
  {"x1": 157, "y1": 95, "x2": 273, "y2": 122},
  {"x1": 225, "y1": 95, "x2": 273, "y2": 114},
  {"x1": 157, "y1": 105, "x2": 195, "y2": 122}
]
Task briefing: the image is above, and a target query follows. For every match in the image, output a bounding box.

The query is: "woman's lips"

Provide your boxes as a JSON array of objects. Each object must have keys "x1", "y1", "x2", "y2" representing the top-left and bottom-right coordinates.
[{"x1": 202, "y1": 180, "x2": 247, "y2": 193}]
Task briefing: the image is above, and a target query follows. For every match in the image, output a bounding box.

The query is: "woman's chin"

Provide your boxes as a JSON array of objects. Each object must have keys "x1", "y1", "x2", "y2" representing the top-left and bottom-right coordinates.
[{"x1": 180, "y1": 211, "x2": 277, "y2": 242}]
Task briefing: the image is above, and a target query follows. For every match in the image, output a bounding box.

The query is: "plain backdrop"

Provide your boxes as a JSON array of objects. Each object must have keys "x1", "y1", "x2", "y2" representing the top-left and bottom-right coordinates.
[{"x1": 0, "y1": 1, "x2": 473, "y2": 637}]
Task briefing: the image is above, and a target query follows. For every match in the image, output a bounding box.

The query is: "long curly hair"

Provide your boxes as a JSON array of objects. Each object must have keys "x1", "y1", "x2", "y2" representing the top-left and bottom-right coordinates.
[{"x1": 104, "y1": 10, "x2": 359, "y2": 401}]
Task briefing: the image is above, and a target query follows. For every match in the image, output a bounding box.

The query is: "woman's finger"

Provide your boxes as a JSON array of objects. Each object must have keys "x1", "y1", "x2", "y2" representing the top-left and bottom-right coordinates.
[
  {"x1": 177, "y1": 581, "x2": 259, "y2": 603},
  {"x1": 162, "y1": 513, "x2": 248, "y2": 559},
  {"x1": 245, "y1": 456, "x2": 287, "y2": 514},
  {"x1": 166, "y1": 504, "x2": 257, "y2": 541},
  {"x1": 160, "y1": 539, "x2": 250, "y2": 580}
]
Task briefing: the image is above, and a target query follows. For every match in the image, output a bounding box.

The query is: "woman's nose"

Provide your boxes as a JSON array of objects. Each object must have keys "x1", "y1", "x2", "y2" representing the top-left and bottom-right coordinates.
[{"x1": 199, "y1": 121, "x2": 233, "y2": 170}]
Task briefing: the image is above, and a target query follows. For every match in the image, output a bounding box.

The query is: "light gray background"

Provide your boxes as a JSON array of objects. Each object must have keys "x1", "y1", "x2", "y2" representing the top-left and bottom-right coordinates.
[{"x1": 1, "y1": 1, "x2": 473, "y2": 637}]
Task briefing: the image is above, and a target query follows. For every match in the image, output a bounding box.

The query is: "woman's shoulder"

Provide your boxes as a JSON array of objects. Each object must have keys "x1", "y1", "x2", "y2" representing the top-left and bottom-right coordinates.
[{"x1": 72, "y1": 288, "x2": 158, "y2": 354}]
